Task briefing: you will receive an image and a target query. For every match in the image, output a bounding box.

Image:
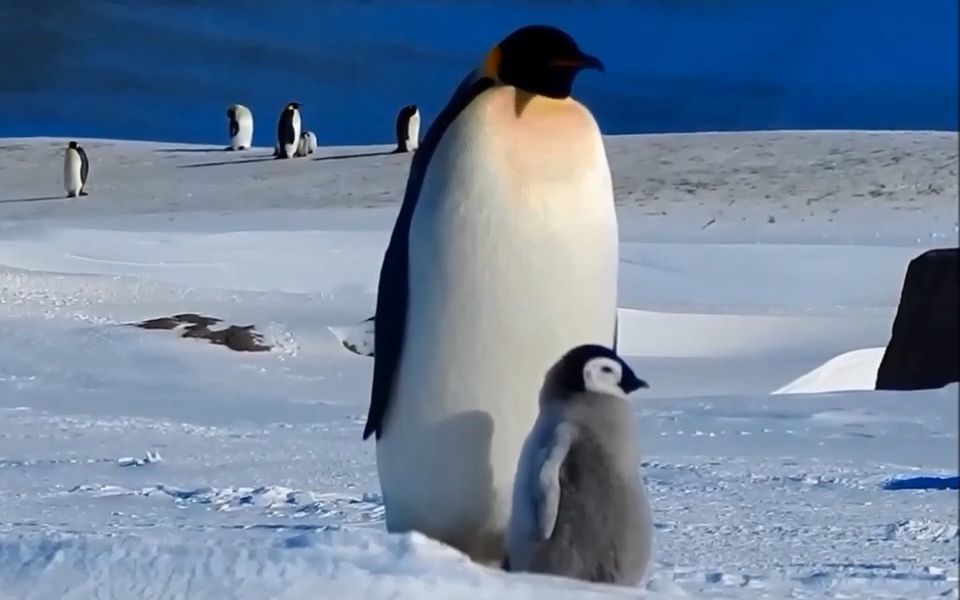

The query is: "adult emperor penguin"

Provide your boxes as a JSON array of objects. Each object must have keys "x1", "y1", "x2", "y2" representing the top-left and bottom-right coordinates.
[
  {"x1": 394, "y1": 104, "x2": 420, "y2": 153},
  {"x1": 63, "y1": 141, "x2": 89, "y2": 198},
  {"x1": 275, "y1": 102, "x2": 302, "y2": 158},
  {"x1": 364, "y1": 25, "x2": 618, "y2": 564},
  {"x1": 505, "y1": 344, "x2": 654, "y2": 585},
  {"x1": 226, "y1": 104, "x2": 253, "y2": 151}
]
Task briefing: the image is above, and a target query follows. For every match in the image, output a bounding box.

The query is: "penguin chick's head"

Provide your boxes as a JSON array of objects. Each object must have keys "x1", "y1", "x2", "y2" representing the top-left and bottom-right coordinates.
[
  {"x1": 483, "y1": 25, "x2": 604, "y2": 99},
  {"x1": 68, "y1": 141, "x2": 79, "y2": 149},
  {"x1": 546, "y1": 344, "x2": 648, "y2": 399}
]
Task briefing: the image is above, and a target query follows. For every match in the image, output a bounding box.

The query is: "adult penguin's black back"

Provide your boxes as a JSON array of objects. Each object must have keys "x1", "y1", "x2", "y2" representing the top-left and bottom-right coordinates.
[
  {"x1": 227, "y1": 107, "x2": 239, "y2": 138},
  {"x1": 77, "y1": 143, "x2": 89, "y2": 195},
  {"x1": 394, "y1": 104, "x2": 418, "y2": 152},
  {"x1": 364, "y1": 77, "x2": 496, "y2": 440}
]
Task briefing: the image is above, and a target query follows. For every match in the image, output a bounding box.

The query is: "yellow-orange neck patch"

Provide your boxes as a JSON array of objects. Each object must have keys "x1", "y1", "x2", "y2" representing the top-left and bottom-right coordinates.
[{"x1": 482, "y1": 45, "x2": 502, "y2": 79}]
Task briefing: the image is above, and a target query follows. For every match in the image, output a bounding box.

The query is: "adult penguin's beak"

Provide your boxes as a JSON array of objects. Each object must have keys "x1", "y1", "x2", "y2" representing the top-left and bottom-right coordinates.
[{"x1": 550, "y1": 52, "x2": 605, "y2": 73}]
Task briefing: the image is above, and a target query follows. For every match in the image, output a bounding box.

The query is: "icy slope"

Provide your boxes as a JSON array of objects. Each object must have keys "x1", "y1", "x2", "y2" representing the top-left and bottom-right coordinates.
[{"x1": 0, "y1": 132, "x2": 956, "y2": 599}]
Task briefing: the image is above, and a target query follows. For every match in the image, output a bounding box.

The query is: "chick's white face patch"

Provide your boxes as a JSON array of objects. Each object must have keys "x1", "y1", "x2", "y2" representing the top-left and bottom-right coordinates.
[{"x1": 582, "y1": 356, "x2": 624, "y2": 397}]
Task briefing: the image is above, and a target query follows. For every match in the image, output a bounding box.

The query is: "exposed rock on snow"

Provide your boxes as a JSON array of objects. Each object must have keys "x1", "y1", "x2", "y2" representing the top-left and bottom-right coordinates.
[
  {"x1": 329, "y1": 317, "x2": 375, "y2": 357},
  {"x1": 132, "y1": 313, "x2": 272, "y2": 352},
  {"x1": 876, "y1": 248, "x2": 959, "y2": 391}
]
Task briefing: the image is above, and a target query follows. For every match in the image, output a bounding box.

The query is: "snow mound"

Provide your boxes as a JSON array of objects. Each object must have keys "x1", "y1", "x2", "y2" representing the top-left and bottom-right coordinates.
[
  {"x1": 0, "y1": 530, "x2": 685, "y2": 600},
  {"x1": 773, "y1": 347, "x2": 886, "y2": 394}
]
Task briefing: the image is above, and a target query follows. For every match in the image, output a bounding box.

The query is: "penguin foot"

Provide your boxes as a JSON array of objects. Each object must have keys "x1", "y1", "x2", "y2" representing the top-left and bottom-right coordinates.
[
  {"x1": 79, "y1": 190, "x2": 89, "y2": 196},
  {"x1": 501, "y1": 555, "x2": 511, "y2": 572}
]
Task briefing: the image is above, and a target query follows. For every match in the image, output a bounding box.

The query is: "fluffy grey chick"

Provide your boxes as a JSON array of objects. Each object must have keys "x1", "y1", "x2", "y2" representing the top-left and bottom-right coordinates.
[{"x1": 505, "y1": 344, "x2": 654, "y2": 586}]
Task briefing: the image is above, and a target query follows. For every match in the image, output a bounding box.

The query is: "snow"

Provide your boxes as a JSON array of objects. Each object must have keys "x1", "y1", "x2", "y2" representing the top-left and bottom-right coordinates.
[
  {"x1": 773, "y1": 348, "x2": 887, "y2": 395},
  {"x1": 0, "y1": 131, "x2": 957, "y2": 599}
]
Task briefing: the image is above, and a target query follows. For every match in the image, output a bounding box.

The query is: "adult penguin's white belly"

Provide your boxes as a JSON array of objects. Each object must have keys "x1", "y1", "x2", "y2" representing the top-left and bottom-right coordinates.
[{"x1": 376, "y1": 86, "x2": 618, "y2": 562}]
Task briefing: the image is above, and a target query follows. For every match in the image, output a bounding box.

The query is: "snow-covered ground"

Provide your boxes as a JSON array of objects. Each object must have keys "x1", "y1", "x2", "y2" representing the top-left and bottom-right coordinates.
[{"x1": 0, "y1": 132, "x2": 957, "y2": 599}]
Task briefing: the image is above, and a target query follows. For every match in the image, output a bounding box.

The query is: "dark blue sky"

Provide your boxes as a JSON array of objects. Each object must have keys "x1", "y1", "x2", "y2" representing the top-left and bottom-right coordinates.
[{"x1": 0, "y1": 0, "x2": 956, "y2": 146}]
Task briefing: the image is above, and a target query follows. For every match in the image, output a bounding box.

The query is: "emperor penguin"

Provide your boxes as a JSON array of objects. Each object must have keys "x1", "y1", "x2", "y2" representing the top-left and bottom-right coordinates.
[
  {"x1": 275, "y1": 102, "x2": 302, "y2": 158},
  {"x1": 364, "y1": 25, "x2": 617, "y2": 564},
  {"x1": 226, "y1": 104, "x2": 254, "y2": 150},
  {"x1": 63, "y1": 141, "x2": 89, "y2": 198},
  {"x1": 296, "y1": 131, "x2": 318, "y2": 157},
  {"x1": 394, "y1": 104, "x2": 420, "y2": 153},
  {"x1": 505, "y1": 344, "x2": 654, "y2": 586}
]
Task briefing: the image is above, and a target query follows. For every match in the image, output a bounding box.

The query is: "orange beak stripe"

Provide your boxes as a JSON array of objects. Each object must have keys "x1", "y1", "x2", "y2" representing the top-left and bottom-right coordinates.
[{"x1": 548, "y1": 58, "x2": 586, "y2": 68}]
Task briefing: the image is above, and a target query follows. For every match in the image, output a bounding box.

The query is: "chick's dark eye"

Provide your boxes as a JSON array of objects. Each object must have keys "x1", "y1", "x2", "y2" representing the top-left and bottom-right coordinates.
[{"x1": 601, "y1": 366, "x2": 613, "y2": 374}]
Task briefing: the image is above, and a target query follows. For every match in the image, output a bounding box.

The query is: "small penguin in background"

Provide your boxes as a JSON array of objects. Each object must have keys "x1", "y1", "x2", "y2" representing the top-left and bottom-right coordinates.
[
  {"x1": 506, "y1": 344, "x2": 654, "y2": 586},
  {"x1": 296, "y1": 131, "x2": 318, "y2": 157},
  {"x1": 63, "y1": 141, "x2": 89, "y2": 198},
  {"x1": 275, "y1": 102, "x2": 302, "y2": 159},
  {"x1": 226, "y1": 104, "x2": 253, "y2": 151},
  {"x1": 393, "y1": 104, "x2": 420, "y2": 153}
]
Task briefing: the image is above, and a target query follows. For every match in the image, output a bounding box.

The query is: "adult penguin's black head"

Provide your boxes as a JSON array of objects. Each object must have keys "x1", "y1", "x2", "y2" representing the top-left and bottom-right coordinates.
[{"x1": 483, "y1": 25, "x2": 604, "y2": 99}]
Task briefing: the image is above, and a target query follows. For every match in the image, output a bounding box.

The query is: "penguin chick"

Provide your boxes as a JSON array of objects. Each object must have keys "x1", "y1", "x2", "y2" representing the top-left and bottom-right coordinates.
[
  {"x1": 506, "y1": 344, "x2": 654, "y2": 586},
  {"x1": 296, "y1": 131, "x2": 318, "y2": 157}
]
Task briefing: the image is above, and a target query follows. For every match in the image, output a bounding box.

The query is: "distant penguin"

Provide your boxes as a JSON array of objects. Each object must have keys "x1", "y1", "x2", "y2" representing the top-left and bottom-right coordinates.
[
  {"x1": 394, "y1": 104, "x2": 420, "y2": 153},
  {"x1": 275, "y1": 102, "x2": 302, "y2": 159},
  {"x1": 506, "y1": 344, "x2": 654, "y2": 586},
  {"x1": 226, "y1": 104, "x2": 254, "y2": 151},
  {"x1": 365, "y1": 25, "x2": 614, "y2": 565},
  {"x1": 296, "y1": 131, "x2": 318, "y2": 157},
  {"x1": 63, "y1": 141, "x2": 89, "y2": 198}
]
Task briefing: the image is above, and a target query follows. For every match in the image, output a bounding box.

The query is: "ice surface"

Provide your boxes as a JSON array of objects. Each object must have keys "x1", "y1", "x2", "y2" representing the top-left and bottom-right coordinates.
[{"x1": 0, "y1": 132, "x2": 957, "y2": 599}]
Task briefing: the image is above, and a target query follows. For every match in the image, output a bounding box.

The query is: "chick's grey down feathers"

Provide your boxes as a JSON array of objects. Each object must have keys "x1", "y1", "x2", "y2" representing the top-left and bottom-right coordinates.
[
  {"x1": 506, "y1": 342, "x2": 654, "y2": 588},
  {"x1": 521, "y1": 406, "x2": 651, "y2": 585}
]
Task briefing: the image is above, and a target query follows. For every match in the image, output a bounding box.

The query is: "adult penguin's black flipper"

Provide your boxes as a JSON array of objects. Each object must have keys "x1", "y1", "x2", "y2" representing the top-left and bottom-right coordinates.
[{"x1": 363, "y1": 75, "x2": 497, "y2": 440}]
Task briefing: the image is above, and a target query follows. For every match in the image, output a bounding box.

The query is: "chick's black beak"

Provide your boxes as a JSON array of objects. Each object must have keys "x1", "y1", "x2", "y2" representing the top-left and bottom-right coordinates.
[{"x1": 620, "y1": 370, "x2": 649, "y2": 394}]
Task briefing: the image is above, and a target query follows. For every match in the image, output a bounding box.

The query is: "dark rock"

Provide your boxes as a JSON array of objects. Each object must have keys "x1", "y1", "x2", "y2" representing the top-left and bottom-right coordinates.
[
  {"x1": 172, "y1": 313, "x2": 222, "y2": 327},
  {"x1": 131, "y1": 314, "x2": 271, "y2": 353},
  {"x1": 337, "y1": 316, "x2": 375, "y2": 357},
  {"x1": 208, "y1": 324, "x2": 272, "y2": 352},
  {"x1": 180, "y1": 324, "x2": 212, "y2": 338},
  {"x1": 134, "y1": 313, "x2": 221, "y2": 330},
  {"x1": 876, "y1": 247, "x2": 959, "y2": 391},
  {"x1": 136, "y1": 317, "x2": 182, "y2": 330}
]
